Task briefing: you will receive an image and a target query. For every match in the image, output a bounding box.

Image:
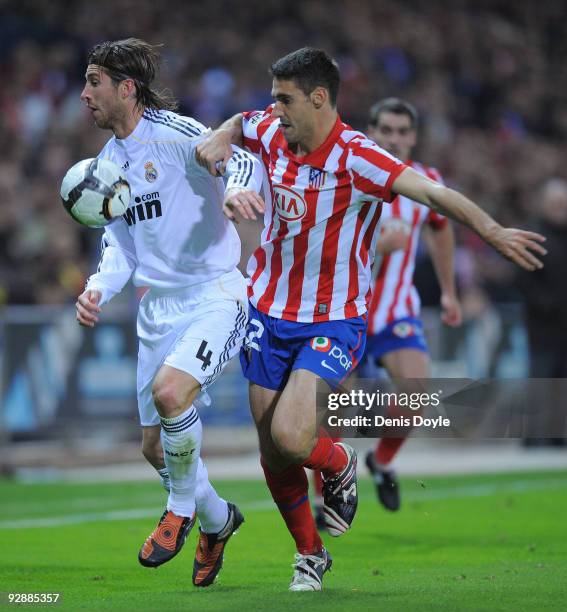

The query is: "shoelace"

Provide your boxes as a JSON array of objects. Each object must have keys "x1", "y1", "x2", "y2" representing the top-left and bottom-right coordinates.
[{"x1": 292, "y1": 552, "x2": 326, "y2": 575}]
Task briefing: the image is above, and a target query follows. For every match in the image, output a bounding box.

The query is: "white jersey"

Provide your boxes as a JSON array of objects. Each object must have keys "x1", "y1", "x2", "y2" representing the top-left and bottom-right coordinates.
[{"x1": 86, "y1": 109, "x2": 262, "y2": 304}]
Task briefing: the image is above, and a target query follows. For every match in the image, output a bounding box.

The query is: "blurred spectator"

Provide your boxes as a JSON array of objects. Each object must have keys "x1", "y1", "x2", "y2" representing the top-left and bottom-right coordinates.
[
  {"x1": 516, "y1": 178, "x2": 567, "y2": 446},
  {"x1": 517, "y1": 178, "x2": 567, "y2": 379},
  {"x1": 0, "y1": 0, "x2": 566, "y2": 306}
]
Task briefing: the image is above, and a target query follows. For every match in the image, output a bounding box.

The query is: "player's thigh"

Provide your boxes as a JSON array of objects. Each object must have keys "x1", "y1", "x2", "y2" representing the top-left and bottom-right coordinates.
[
  {"x1": 164, "y1": 297, "x2": 247, "y2": 392},
  {"x1": 239, "y1": 304, "x2": 294, "y2": 393},
  {"x1": 249, "y1": 383, "x2": 280, "y2": 431},
  {"x1": 382, "y1": 348, "x2": 430, "y2": 378},
  {"x1": 137, "y1": 291, "x2": 246, "y2": 426},
  {"x1": 249, "y1": 383, "x2": 288, "y2": 468},
  {"x1": 292, "y1": 318, "x2": 367, "y2": 388},
  {"x1": 137, "y1": 299, "x2": 182, "y2": 427}
]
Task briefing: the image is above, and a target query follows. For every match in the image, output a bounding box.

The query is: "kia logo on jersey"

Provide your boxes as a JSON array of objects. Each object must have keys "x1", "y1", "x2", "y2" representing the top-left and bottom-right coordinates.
[{"x1": 273, "y1": 184, "x2": 307, "y2": 221}]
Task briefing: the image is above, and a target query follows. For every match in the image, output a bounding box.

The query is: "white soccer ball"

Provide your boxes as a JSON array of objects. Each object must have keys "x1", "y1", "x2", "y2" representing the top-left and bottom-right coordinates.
[{"x1": 60, "y1": 158, "x2": 131, "y2": 228}]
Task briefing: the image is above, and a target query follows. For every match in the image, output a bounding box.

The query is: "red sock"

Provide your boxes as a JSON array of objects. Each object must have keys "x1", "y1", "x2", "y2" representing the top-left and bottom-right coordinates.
[
  {"x1": 261, "y1": 457, "x2": 323, "y2": 555},
  {"x1": 312, "y1": 470, "x2": 323, "y2": 498},
  {"x1": 302, "y1": 437, "x2": 347, "y2": 478},
  {"x1": 375, "y1": 437, "x2": 406, "y2": 465},
  {"x1": 312, "y1": 434, "x2": 342, "y2": 496}
]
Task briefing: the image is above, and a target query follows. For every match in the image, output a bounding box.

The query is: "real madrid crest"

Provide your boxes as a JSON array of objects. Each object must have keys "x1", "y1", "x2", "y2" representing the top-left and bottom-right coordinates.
[{"x1": 144, "y1": 161, "x2": 158, "y2": 182}]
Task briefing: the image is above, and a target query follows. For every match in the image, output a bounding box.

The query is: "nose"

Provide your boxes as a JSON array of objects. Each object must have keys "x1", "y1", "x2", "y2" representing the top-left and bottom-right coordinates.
[
  {"x1": 386, "y1": 132, "x2": 400, "y2": 145},
  {"x1": 80, "y1": 85, "x2": 89, "y2": 104},
  {"x1": 271, "y1": 102, "x2": 284, "y2": 119}
]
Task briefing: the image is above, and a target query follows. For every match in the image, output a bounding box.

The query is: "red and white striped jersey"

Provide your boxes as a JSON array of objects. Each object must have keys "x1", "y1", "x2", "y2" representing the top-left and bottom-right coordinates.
[
  {"x1": 242, "y1": 108, "x2": 407, "y2": 322},
  {"x1": 367, "y1": 161, "x2": 447, "y2": 335}
]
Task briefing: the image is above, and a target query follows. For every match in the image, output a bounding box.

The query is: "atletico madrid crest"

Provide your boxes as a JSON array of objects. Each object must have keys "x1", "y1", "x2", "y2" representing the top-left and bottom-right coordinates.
[{"x1": 308, "y1": 167, "x2": 326, "y2": 189}]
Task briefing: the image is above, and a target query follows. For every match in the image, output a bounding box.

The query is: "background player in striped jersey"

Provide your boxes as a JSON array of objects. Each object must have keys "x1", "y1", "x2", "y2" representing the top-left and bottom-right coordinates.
[
  {"x1": 311, "y1": 98, "x2": 462, "y2": 523},
  {"x1": 75, "y1": 38, "x2": 264, "y2": 586},
  {"x1": 196, "y1": 47, "x2": 546, "y2": 591},
  {"x1": 363, "y1": 98, "x2": 462, "y2": 510}
]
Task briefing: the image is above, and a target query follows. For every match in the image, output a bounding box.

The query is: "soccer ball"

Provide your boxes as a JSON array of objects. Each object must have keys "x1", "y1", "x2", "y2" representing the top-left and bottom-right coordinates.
[{"x1": 60, "y1": 158, "x2": 131, "y2": 228}]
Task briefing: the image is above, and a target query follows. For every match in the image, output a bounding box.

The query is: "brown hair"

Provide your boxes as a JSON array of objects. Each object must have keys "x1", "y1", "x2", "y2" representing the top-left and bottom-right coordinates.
[
  {"x1": 271, "y1": 47, "x2": 340, "y2": 107},
  {"x1": 87, "y1": 38, "x2": 177, "y2": 111},
  {"x1": 368, "y1": 97, "x2": 418, "y2": 129}
]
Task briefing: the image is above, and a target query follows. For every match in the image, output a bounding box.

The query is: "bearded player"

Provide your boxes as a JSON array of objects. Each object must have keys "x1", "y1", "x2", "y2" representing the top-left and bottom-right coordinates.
[{"x1": 75, "y1": 38, "x2": 263, "y2": 586}]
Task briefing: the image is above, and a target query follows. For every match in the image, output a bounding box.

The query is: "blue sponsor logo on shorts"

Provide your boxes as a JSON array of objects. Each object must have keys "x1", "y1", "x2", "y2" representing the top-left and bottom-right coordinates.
[{"x1": 322, "y1": 344, "x2": 352, "y2": 373}]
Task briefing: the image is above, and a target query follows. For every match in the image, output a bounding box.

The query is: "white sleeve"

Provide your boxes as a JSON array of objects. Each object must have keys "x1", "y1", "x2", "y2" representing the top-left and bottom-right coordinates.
[
  {"x1": 224, "y1": 145, "x2": 264, "y2": 194},
  {"x1": 85, "y1": 220, "x2": 137, "y2": 306},
  {"x1": 183, "y1": 137, "x2": 263, "y2": 195}
]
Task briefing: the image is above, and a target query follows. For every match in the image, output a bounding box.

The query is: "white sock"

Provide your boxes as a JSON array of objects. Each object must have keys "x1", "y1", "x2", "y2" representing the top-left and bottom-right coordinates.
[
  {"x1": 157, "y1": 467, "x2": 170, "y2": 492},
  {"x1": 160, "y1": 404, "x2": 202, "y2": 518},
  {"x1": 195, "y1": 458, "x2": 229, "y2": 534},
  {"x1": 375, "y1": 461, "x2": 393, "y2": 472}
]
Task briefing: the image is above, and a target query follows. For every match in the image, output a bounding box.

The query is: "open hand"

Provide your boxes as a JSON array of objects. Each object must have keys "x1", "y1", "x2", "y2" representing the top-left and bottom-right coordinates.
[
  {"x1": 488, "y1": 227, "x2": 547, "y2": 271},
  {"x1": 223, "y1": 187, "x2": 265, "y2": 222}
]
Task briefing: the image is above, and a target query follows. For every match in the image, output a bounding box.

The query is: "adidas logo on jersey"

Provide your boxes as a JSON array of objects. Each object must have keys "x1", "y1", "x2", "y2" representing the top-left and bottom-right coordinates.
[{"x1": 123, "y1": 191, "x2": 163, "y2": 226}]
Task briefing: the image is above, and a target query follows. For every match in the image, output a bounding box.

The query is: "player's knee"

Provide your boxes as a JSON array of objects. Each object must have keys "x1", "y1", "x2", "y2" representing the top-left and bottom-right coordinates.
[
  {"x1": 271, "y1": 423, "x2": 311, "y2": 463},
  {"x1": 152, "y1": 379, "x2": 183, "y2": 417}
]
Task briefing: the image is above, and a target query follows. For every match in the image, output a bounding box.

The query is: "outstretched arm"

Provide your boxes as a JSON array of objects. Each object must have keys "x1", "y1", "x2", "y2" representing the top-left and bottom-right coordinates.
[
  {"x1": 422, "y1": 223, "x2": 462, "y2": 327},
  {"x1": 392, "y1": 167, "x2": 547, "y2": 271}
]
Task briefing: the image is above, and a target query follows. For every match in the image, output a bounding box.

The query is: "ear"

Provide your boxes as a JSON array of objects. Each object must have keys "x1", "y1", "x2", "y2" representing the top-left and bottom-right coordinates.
[
  {"x1": 310, "y1": 86, "x2": 328, "y2": 109},
  {"x1": 120, "y1": 78, "x2": 136, "y2": 100}
]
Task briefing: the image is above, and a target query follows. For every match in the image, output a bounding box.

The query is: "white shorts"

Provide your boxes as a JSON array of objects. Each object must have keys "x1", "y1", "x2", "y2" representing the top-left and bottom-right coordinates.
[{"x1": 136, "y1": 269, "x2": 248, "y2": 426}]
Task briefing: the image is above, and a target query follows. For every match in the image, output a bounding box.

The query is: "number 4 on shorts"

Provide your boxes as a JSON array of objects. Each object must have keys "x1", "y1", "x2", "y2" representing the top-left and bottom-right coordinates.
[{"x1": 196, "y1": 340, "x2": 212, "y2": 370}]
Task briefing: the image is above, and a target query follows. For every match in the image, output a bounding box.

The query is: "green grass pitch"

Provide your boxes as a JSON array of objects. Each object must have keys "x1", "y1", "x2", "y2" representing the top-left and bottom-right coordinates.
[{"x1": 1, "y1": 470, "x2": 567, "y2": 611}]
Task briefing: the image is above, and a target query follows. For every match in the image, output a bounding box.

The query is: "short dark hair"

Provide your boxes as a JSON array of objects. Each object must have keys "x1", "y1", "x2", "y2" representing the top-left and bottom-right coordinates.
[
  {"x1": 270, "y1": 47, "x2": 340, "y2": 107},
  {"x1": 368, "y1": 97, "x2": 418, "y2": 129},
  {"x1": 87, "y1": 38, "x2": 177, "y2": 111}
]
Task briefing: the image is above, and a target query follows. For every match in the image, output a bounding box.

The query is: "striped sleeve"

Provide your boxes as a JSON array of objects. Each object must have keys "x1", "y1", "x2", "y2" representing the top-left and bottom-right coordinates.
[
  {"x1": 349, "y1": 138, "x2": 407, "y2": 202},
  {"x1": 143, "y1": 109, "x2": 206, "y2": 138},
  {"x1": 242, "y1": 107, "x2": 276, "y2": 154},
  {"x1": 225, "y1": 146, "x2": 263, "y2": 193},
  {"x1": 424, "y1": 166, "x2": 448, "y2": 229}
]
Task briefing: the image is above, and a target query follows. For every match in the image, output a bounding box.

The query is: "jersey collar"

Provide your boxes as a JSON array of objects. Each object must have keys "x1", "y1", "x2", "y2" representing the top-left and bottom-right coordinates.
[
  {"x1": 284, "y1": 115, "x2": 345, "y2": 169},
  {"x1": 115, "y1": 113, "x2": 149, "y2": 147}
]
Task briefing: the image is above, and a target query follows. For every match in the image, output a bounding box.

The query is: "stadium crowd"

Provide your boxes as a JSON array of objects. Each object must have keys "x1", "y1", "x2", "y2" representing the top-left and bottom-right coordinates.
[{"x1": 1, "y1": 0, "x2": 566, "y2": 311}]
